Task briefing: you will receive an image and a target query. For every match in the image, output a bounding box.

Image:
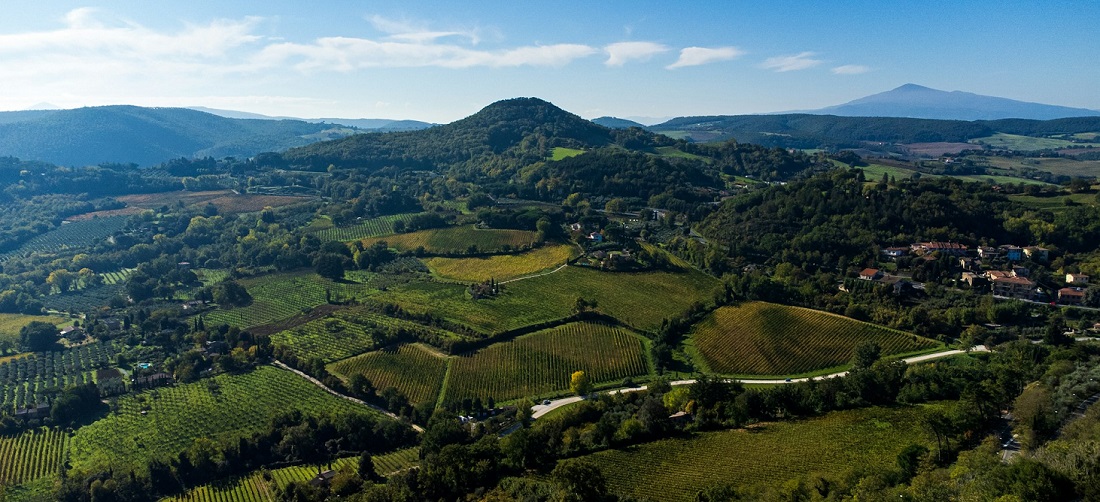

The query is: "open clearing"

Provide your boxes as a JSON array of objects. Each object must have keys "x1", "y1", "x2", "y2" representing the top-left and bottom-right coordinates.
[{"x1": 422, "y1": 244, "x2": 575, "y2": 282}]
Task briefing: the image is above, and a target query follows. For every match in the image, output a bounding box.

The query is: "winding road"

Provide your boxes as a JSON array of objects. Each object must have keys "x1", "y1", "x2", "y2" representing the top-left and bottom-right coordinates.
[{"x1": 531, "y1": 346, "x2": 988, "y2": 419}]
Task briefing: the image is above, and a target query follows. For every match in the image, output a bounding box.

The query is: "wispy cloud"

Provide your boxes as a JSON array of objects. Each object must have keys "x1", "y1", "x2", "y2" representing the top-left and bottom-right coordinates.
[
  {"x1": 666, "y1": 46, "x2": 745, "y2": 69},
  {"x1": 832, "y1": 64, "x2": 870, "y2": 75},
  {"x1": 368, "y1": 14, "x2": 480, "y2": 44},
  {"x1": 254, "y1": 38, "x2": 596, "y2": 70},
  {"x1": 604, "y1": 41, "x2": 668, "y2": 66},
  {"x1": 761, "y1": 52, "x2": 823, "y2": 72}
]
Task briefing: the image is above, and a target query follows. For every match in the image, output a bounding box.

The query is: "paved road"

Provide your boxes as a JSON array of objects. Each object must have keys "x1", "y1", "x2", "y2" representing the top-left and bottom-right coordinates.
[
  {"x1": 272, "y1": 361, "x2": 425, "y2": 433},
  {"x1": 531, "y1": 346, "x2": 988, "y2": 419}
]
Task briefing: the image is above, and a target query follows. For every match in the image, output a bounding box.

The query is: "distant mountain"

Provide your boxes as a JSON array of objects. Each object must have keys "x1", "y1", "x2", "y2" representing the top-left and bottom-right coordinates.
[
  {"x1": 0, "y1": 106, "x2": 359, "y2": 166},
  {"x1": 591, "y1": 116, "x2": 648, "y2": 129},
  {"x1": 188, "y1": 107, "x2": 434, "y2": 132},
  {"x1": 806, "y1": 84, "x2": 1100, "y2": 121}
]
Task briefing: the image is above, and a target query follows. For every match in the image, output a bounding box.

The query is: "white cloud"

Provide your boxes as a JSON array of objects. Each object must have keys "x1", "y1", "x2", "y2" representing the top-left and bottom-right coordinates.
[
  {"x1": 761, "y1": 52, "x2": 823, "y2": 72},
  {"x1": 254, "y1": 38, "x2": 595, "y2": 70},
  {"x1": 368, "y1": 14, "x2": 480, "y2": 44},
  {"x1": 604, "y1": 41, "x2": 668, "y2": 66},
  {"x1": 832, "y1": 64, "x2": 870, "y2": 75},
  {"x1": 666, "y1": 46, "x2": 745, "y2": 69}
]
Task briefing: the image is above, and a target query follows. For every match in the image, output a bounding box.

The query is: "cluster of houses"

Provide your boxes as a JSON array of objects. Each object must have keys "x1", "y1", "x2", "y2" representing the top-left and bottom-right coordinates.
[{"x1": 877, "y1": 241, "x2": 1091, "y2": 305}]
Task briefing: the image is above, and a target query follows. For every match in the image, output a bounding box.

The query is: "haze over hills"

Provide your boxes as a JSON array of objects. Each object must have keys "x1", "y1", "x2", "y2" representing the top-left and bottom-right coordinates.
[
  {"x1": 801, "y1": 84, "x2": 1100, "y2": 121},
  {"x1": 0, "y1": 106, "x2": 362, "y2": 167},
  {"x1": 188, "y1": 106, "x2": 435, "y2": 132}
]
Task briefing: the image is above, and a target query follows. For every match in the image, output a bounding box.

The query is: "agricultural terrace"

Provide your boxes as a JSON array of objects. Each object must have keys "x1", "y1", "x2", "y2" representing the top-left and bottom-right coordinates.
[
  {"x1": 0, "y1": 428, "x2": 68, "y2": 489},
  {"x1": 162, "y1": 448, "x2": 419, "y2": 502},
  {"x1": 688, "y1": 302, "x2": 939, "y2": 376},
  {"x1": 422, "y1": 244, "x2": 575, "y2": 282},
  {"x1": 68, "y1": 366, "x2": 371, "y2": 472},
  {"x1": 0, "y1": 314, "x2": 69, "y2": 352},
  {"x1": 376, "y1": 266, "x2": 719, "y2": 334},
  {"x1": 587, "y1": 406, "x2": 932, "y2": 501},
  {"x1": 443, "y1": 322, "x2": 649, "y2": 405},
  {"x1": 204, "y1": 271, "x2": 379, "y2": 329},
  {"x1": 360, "y1": 225, "x2": 539, "y2": 255},
  {"x1": 307, "y1": 212, "x2": 424, "y2": 242},
  {"x1": 329, "y1": 344, "x2": 448, "y2": 406},
  {"x1": 0, "y1": 217, "x2": 128, "y2": 263}
]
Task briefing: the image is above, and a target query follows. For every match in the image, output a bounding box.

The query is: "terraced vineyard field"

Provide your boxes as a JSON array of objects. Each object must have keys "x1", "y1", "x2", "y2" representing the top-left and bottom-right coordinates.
[
  {"x1": 310, "y1": 213, "x2": 424, "y2": 242},
  {"x1": 329, "y1": 344, "x2": 448, "y2": 405},
  {"x1": 688, "y1": 302, "x2": 939, "y2": 376},
  {"x1": 270, "y1": 306, "x2": 464, "y2": 362},
  {"x1": 0, "y1": 342, "x2": 119, "y2": 413},
  {"x1": 162, "y1": 448, "x2": 419, "y2": 502},
  {"x1": 204, "y1": 272, "x2": 379, "y2": 329},
  {"x1": 443, "y1": 322, "x2": 649, "y2": 405},
  {"x1": 422, "y1": 244, "x2": 575, "y2": 282},
  {"x1": 377, "y1": 266, "x2": 719, "y2": 334},
  {"x1": 361, "y1": 225, "x2": 539, "y2": 254},
  {"x1": 0, "y1": 428, "x2": 68, "y2": 488},
  {"x1": 588, "y1": 406, "x2": 931, "y2": 501},
  {"x1": 68, "y1": 366, "x2": 371, "y2": 472},
  {"x1": 100, "y1": 268, "x2": 136, "y2": 285},
  {"x1": 0, "y1": 217, "x2": 128, "y2": 263}
]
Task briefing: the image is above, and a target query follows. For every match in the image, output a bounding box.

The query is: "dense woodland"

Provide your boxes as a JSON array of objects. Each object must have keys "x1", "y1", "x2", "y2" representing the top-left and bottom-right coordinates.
[{"x1": 0, "y1": 98, "x2": 1099, "y2": 501}]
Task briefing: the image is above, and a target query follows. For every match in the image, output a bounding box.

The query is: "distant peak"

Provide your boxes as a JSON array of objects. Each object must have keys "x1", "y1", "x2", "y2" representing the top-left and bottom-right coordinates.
[
  {"x1": 27, "y1": 102, "x2": 61, "y2": 110},
  {"x1": 892, "y1": 84, "x2": 935, "y2": 92}
]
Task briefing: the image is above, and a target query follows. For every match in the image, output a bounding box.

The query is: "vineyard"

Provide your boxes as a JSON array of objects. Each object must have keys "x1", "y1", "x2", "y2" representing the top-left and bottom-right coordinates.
[
  {"x1": 308, "y1": 213, "x2": 424, "y2": 242},
  {"x1": 360, "y1": 226, "x2": 540, "y2": 254},
  {"x1": 272, "y1": 307, "x2": 462, "y2": 363},
  {"x1": 163, "y1": 448, "x2": 419, "y2": 502},
  {"x1": 588, "y1": 406, "x2": 932, "y2": 501},
  {"x1": 422, "y1": 244, "x2": 575, "y2": 282},
  {"x1": 688, "y1": 302, "x2": 940, "y2": 376},
  {"x1": 328, "y1": 344, "x2": 448, "y2": 405},
  {"x1": 0, "y1": 341, "x2": 119, "y2": 413},
  {"x1": 100, "y1": 268, "x2": 136, "y2": 286},
  {"x1": 202, "y1": 194, "x2": 308, "y2": 214},
  {"x1": 0, "y1": 217, "x2": 128, "y2": 263},
  {"x1": 443, "y1": 322, "x2": 650, "y2": 405},
  {"x1": 0, "y1": 428, "x2": 68, "y2": 488},
  {"x1": 204, "y1": 272, "x2": 379, "y2": 329},
  {"x1": 68, "y1": 366, "x2": 371, "y2": 472},
  {"x1": 377, "y1": 266, "x2": 719, "y2": 335}
]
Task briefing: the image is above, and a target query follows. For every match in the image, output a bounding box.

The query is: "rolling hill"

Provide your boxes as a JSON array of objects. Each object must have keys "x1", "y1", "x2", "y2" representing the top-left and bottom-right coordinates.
[{"x1": 0, "y1": 106, "x2": 360, "y2": 166}]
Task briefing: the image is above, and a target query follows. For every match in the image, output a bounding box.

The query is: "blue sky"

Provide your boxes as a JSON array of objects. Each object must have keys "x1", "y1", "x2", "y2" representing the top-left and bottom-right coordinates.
[{"x1": 1, "y1": 1, "x2": 1097, "y2": 123}]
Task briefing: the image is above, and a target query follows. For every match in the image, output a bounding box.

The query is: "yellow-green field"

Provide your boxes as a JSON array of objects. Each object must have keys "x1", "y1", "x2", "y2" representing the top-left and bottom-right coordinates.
[
  {"x1": 361, "y1": 226, "x2": 540, "y2": 254},
  {"x1": 970, "y1": 133, "x2": 1100, "y2": 151},
  {"x1": 422, "y1": 244, "x2": 575, "y2": 282},
  {"x1": 687, "y1": 302, "x2": 939, "y2": 376},
  {"x1": 550, "y1": 147, "x2": 585, "y2": 160},
  {"x1": 586, "y1": 406, "x2": 932, "y2": 501},
  {"x1": 0, "y1": 314, "x2": 71, "y2": 351}
]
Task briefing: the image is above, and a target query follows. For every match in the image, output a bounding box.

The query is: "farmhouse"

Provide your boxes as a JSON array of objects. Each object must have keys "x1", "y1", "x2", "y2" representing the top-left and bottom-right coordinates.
[
  {"x1": 977, "y1": 246, "x2": 1000, "y2": 260},
  {"x1": 859, "y1": 268, "x2": 883, "y2": 281},
  {"x1": 1067, "y1": 273, "x2": 1089, "y2": 285},
  {"x1": 1058, "y1": 287, "x2": 1086, "y2": 305},
  {"x1": 309, "y1": 470, "x2": 338, "y2": 487},
  {"x1": 999, "y1": 245, "x2": 1024, "y2": 262},
  {"x1": 881, "y1": 247, "x2": 908, "y2": 258}
]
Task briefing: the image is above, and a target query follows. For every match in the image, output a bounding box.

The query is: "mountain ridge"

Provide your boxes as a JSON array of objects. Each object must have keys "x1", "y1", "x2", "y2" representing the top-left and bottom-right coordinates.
[{"x1": 802, "y1": 84, "x2": 1100, "y2": 121}]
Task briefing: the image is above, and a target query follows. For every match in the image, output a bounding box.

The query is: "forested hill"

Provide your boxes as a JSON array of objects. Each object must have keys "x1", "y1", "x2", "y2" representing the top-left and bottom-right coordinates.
[
  {"x1": 0, "y1": 106, "x2": 355, "y2": 167},
  {"x1": 648, "y1": 114, "x2": 1100, "y2": 148},
  {"x1": 278, "y1": 97, "x2": 623, "y2": 171},
  {"x1": 697, "y1": 169, "x2": 1100, "y2": 269}
]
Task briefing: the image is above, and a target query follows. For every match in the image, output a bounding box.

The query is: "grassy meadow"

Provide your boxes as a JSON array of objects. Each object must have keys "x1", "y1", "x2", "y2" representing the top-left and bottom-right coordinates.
[
  {"x1": 422, "y1": 244, "x2": 575, "y2": 282},
  {"x1": 361, "y1": 226, "x2": 540, "y2": 254}
]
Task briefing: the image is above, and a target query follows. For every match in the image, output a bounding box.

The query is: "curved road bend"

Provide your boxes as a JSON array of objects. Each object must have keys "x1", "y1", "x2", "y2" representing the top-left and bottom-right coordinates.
[{"x1": 531, "y1": 346, "x2": 988, "y2": 419}]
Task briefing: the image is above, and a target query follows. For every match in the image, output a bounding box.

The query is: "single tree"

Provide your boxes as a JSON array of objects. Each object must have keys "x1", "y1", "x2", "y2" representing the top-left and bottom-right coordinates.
[
  {"x1": 20, "y1": 321, "x2": 59, "y2": 352},
  {"x1": 570, "y1": 370, "x2": 592, "y2": 397}
]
